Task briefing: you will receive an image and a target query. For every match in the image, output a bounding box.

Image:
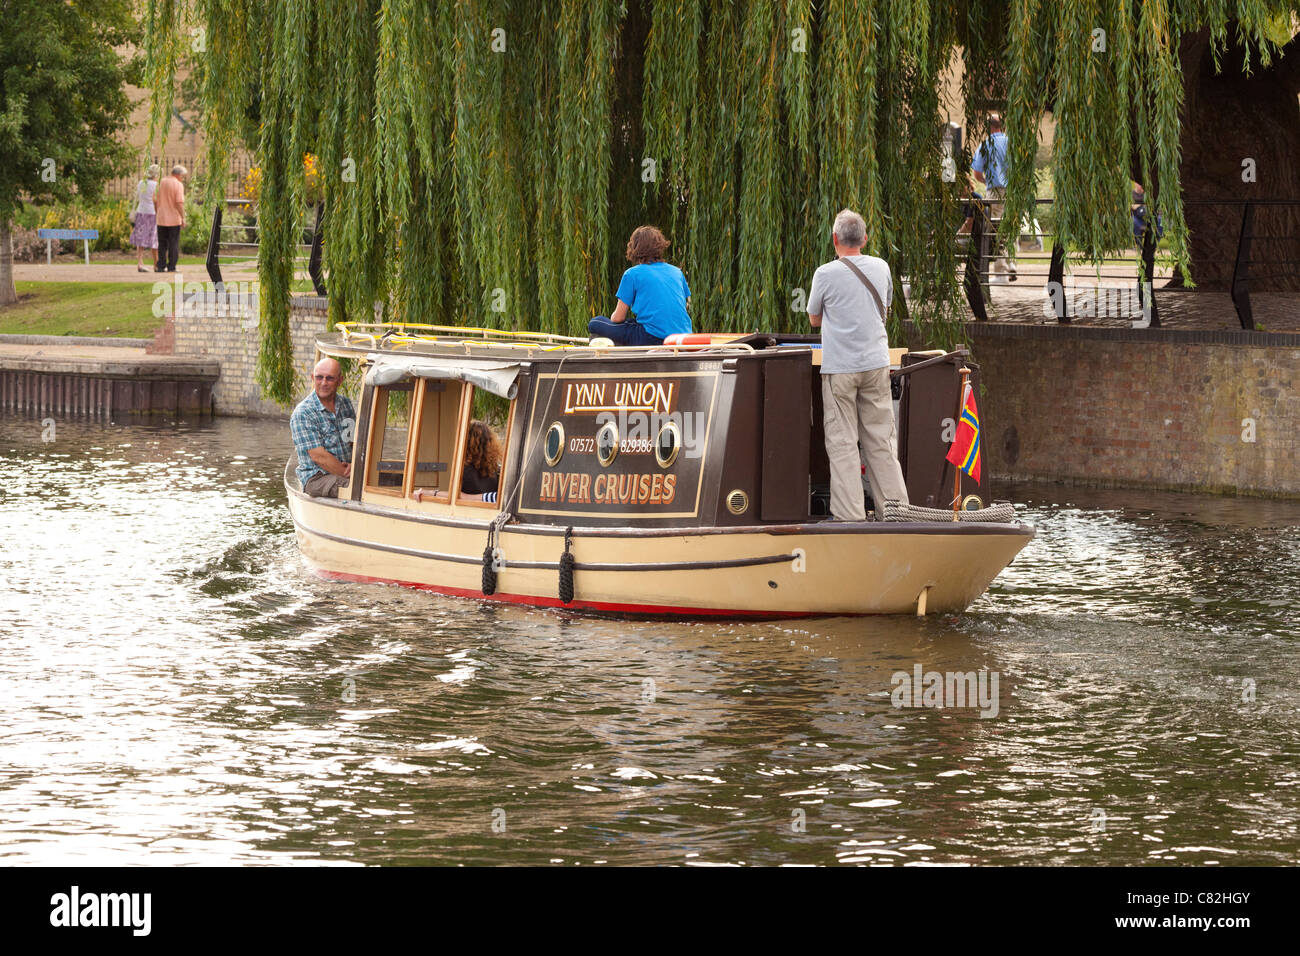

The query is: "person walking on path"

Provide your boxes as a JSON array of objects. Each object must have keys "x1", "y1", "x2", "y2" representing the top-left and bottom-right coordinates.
[
  {"x1": 588, "y1": 225, "x2": 692, "y2": 346},
  {"x1": 130, "y1": 164, "x2": 160, "y2": 272},
  {"x1": 971, "y1": 113, "x2": 1017, "y2": 283},
  {"x1": 154, "y1": 165, "x2": 187, "y2": 273},
  {"x1": 807, "y1": 208, "x2": 910, "y2": 521}
]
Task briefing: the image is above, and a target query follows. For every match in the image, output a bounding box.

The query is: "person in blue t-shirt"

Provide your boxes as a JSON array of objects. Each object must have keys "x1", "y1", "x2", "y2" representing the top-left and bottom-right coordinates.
[
  {"x1": 588, "y1": 225, "x2": 692, "y2": 345},
  {"x1": 971, "y1": 112, "x2": 1017, "y2": 282}
]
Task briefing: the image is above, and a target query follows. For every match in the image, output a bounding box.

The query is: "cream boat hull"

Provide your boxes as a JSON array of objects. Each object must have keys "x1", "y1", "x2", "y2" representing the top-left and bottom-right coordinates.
[{"x1": 286, "y1": 477, "x2": 1034, "y2": 618}]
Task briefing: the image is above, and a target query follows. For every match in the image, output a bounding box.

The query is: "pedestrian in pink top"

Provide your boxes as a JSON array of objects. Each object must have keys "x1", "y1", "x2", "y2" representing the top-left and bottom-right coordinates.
[{"x1": 154, "y1": 165, "x2": 187, "y2": 273}]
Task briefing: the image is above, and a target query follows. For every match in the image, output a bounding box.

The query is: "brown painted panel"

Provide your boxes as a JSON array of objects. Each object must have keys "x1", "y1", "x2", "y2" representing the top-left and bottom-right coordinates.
[
  {"x1": 714, "y1": 356, "x2": 764, "y2": 526},
  {"x1": 899, "y1": 354, "x2": 989, "y2": 508},
  {"x1": 516, "y1": 359, "x2": 725, "y2": 526},
  {"x1": 761, "y1": 351, "x2": 812, "y2": 522}
]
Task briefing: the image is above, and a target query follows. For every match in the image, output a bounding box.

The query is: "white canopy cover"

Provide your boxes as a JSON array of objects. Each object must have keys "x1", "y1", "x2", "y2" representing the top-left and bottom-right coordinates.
[{"x1": 364, "y1": 354, "x2": 521, "y2": 400}]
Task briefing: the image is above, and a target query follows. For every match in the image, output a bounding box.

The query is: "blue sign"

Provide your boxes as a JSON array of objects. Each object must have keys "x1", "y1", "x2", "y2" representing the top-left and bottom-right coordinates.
[{"x1": 37, "y1": 229, "x2": 99, "y2": 240}]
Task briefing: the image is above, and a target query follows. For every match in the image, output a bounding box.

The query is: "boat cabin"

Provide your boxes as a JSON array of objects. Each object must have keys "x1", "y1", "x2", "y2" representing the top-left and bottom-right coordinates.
[{"x1": 317, "y1": 326, "x2": 987, "y2": 529}]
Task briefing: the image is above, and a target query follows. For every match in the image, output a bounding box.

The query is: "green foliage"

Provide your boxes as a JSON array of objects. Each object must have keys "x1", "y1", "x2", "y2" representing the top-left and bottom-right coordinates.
[
  {"x1": 0, "y1": 0, "x2": 140, "y2": 221},
  {"x1": 180, "y1": 197, "x2": 215, "y2": 254},
  {"x1": 38, "y1": 200, "x2": 133, "y2": 252},
  {"x1": 145, "y1": 0, "x2": 1300, "y2": 404}
]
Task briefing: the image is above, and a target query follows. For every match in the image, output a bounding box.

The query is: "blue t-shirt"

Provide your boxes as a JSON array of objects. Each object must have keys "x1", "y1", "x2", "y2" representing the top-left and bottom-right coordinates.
[
  {"x1": 972, "y1": 131, "x2": 1009, "y2": 189},
  {"x1": 615, "y1": 261, "x2": 692, "y2": 339}
]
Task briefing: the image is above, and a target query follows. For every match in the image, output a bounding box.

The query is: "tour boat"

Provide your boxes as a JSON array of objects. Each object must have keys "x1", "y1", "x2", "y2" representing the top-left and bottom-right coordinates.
[{"x1": 285, "y1": 324, "x2": 1034, "y2": 617}]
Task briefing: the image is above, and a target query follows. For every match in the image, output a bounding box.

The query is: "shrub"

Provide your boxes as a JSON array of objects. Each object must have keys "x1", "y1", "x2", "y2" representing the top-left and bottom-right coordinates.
[
  {"x1": 36, "y1": 199, "x2": 132, "y2": 253},
  {"x1": 181, "y1": 198, "x2": 215, "y2": 254},
  {"x1": 7, "y1": 224, "x2": 50, "y2": 262}
]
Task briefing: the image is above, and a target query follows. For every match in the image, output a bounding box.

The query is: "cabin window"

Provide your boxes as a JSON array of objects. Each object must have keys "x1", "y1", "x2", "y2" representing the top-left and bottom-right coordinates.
[
  {"x1": 454, "y1": 387, "x2": 512, "y2": 508},
  {"x1": 595, "y1": 420, "x2": 619, "y2": 467},
  {"x1": 407, "y1": 378, "x2": 462, "y2": 497},
  {"x1": 364, "y1": 383, "x2": 414, "y2": 495},
  {"x1": 655, "y1": 421, "x2": 681, "y2": 468},
  {"x1": 544, "y1": 422, "x2": 565, "y2": 466}
]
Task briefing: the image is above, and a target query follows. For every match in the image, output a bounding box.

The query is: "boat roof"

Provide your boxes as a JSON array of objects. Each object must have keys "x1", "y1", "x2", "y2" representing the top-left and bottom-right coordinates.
[{"x1": 318, "y1": 322, "x2": 790, "y2": 365}]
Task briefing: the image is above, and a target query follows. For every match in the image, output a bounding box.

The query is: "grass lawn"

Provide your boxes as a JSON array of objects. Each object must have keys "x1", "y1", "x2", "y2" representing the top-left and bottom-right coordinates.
[
  {"x1": 0, "y1": 277, "x2": 319, "y2": 338},
  {"x1": 0, "y1": 282, "x2": 163, "y2": 338}
]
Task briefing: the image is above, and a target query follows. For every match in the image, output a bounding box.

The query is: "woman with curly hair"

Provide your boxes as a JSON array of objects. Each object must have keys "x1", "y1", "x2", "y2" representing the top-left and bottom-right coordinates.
[
  {"x1": 460, "y1": 420, "x2": 503, "y2": 502},
  {"x1": 587, "y1": 225, "x2": 692, "y2": 346},
  {"x1": 431, "y1": 420, "x2": 502, "y2": 503}
]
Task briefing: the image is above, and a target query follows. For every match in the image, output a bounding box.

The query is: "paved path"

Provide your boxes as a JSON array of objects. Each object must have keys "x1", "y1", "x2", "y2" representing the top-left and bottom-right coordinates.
[
  {"x1": 959, "y1": 270, "x2": 1300, "y2": 333},
  {"x1": 11, "y1": 262, "x2": 259, "y2": 283},
  {"x1": 0, "y1": 341, "x2": 218, "y2": 377},
  {"x1": 15, "y1": 255, "x2": 1296, "y2": 334}
]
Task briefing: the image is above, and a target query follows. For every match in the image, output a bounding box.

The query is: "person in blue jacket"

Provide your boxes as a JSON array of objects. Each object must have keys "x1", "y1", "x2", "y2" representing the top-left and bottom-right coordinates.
[{"x1": 588, "y1": 226, "x2": 692, "y2": 345}]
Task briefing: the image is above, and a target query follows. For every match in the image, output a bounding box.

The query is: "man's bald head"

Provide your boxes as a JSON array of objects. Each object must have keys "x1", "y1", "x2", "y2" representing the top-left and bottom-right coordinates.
[
  {"x1": 312, "y1": 357, "x2": 343, "y2": 404},
  {"x1": 314, "y1": 357, "x2": 341, "y2": 379}
]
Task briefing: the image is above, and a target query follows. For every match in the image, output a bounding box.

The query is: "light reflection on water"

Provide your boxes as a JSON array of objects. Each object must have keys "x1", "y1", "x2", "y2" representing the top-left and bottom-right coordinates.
[{"x1": 1, "y1": 415, "x2": 1297, "y2": 865}]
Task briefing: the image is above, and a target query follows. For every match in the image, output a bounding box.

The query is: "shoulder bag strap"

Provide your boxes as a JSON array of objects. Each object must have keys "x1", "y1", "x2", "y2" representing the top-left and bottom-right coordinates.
[{"x1": 839, "y1": 256, "x2": 887, "y2": 320}]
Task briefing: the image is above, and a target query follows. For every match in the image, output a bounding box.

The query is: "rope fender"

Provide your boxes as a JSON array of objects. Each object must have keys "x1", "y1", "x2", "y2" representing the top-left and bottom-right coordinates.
[
  {"x1": 481, "y1": 511, "x2": 512, "y2": 596},
  {"x1": 558, "y1": 527, "x2": 575, "y2": 604}
]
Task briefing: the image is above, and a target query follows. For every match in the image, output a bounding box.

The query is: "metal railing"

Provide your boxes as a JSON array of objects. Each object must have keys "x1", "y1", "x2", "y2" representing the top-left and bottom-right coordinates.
[
  {"x1": 205, "y1": 199, "x2": 326, "y2": 296},
  {"x1": 105, "y1": 154, "x2": 255, "y2": 202},
  {"x1": 960, "y1": 197, "x2": 1300, "y2": 330}
]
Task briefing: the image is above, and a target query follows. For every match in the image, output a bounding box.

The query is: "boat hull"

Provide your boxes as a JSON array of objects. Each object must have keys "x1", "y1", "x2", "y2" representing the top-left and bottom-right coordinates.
[{"x1": 287, "y1": 481, "x2": 1033, "y2": 618}]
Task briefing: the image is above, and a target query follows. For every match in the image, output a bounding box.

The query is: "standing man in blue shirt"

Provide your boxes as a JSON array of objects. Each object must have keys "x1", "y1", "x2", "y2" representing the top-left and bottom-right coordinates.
[
  {"x1": 290, "y1": 357, "x2": 356, "y2": 497},
  {"x1": 971, "y1": 112, "x2": 1017, "y2": 282},
  {"x1": 588, "y1": 225, "x2": 692, "y2": 346}
]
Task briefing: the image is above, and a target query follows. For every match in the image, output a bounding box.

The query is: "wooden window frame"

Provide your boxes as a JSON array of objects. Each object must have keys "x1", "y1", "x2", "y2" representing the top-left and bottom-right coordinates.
[
  {"x1": 453, "y1": 385, "x2": 513, "y2": 511},
  {"x1": 364, "y1": 382, "x2": 415, "y2": 498}
]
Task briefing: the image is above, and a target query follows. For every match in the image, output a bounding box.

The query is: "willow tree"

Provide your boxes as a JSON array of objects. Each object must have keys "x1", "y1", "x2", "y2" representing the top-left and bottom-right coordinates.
[{"x1": 145, "y1": 0, "x2": 1299, "y2": 405}]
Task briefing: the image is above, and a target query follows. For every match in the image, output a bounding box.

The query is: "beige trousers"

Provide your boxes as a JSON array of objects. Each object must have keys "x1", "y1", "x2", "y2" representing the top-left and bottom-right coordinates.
[
  {"x1": 985, "y1": 186, "x2": 1017, "y2": 278},
  {"x1": 822, "y1": 368, "x2": 909, "y2": 521}
]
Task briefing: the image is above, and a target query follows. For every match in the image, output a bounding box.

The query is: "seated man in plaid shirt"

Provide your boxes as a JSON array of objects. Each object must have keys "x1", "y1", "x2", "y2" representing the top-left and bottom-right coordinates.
[{"x1": 291, "y1": 358, "x2": 357, "y2": 497}]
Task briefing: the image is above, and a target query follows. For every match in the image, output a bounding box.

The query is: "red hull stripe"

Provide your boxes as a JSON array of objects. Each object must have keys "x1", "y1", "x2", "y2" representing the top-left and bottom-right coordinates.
[{"x1": 313, "y1": 568, "x2": 814, "y2": 618}]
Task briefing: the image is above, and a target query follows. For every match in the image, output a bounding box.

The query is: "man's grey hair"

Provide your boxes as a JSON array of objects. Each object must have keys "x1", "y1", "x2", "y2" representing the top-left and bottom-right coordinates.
[
  {"x1": 833, "y1": 209, "x2": 866, "y2": 248},
  {"x1": 171, "y1": 164, "x2": 188, "y2": 177}
]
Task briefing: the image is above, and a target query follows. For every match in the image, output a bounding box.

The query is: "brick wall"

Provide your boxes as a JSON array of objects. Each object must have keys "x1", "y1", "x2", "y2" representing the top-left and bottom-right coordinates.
[
  {"x1": 163, "y1": 300, "x2": 1300, "y2": 495},
  {"x1": 169, "y1": 294, "x2": 330, "y2": 418},
  {"x1": 968, "y1": 324, "x2": 1300, "y2": 497}
]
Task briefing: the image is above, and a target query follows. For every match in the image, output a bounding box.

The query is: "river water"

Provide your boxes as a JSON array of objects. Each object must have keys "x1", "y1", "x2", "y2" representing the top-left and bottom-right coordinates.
[{"x1": 2, "y1": 415, "x2": 1297, "y2": 866}]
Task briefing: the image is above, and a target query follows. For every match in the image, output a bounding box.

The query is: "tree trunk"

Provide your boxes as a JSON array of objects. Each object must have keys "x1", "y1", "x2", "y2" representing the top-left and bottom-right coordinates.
[
  {"x1": 1177, "y1": 28, "x2": 1300, "y2": 291},
  {"x1": 0, "y1": 219, "x2": 17, "y2": 306}
]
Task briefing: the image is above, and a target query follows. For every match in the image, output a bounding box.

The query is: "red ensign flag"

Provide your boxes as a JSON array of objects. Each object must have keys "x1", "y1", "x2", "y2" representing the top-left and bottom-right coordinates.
[{"x1": 945, "y1": 384, "x2": 981, "y2": 484}]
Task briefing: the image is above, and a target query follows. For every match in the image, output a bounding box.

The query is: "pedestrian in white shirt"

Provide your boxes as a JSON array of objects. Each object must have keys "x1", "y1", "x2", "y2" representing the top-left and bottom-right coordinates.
[
  {"x1": 807, "y1": 208, "x2": 910, "y2": 521},
  {"x1": 130, "y1": 164, "x2": 160, "y2": 272}
]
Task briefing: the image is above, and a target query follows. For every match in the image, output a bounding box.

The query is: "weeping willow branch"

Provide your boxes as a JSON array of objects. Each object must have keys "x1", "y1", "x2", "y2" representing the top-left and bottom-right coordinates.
[{"x1": 142, "y1": 0, "x2": 1300, "y2": 403}]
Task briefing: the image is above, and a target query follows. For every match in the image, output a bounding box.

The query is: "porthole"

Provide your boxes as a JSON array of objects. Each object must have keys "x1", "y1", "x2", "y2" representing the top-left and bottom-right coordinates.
[
  {"x1": 726, "y1": 489, "x2": 749, "y2": 515},
  {"x1": 961, "y1": 494, "x2": 984, "y2": 512},
  {"x1": 544, "y1": 422, "x2": 565, "y2": 466},
  {"x1": 596, "y1": 421, "x2": 619, "y2": 467},
  {"x1": 655, "y1": 421, "x2": 682, "y2": 468}
]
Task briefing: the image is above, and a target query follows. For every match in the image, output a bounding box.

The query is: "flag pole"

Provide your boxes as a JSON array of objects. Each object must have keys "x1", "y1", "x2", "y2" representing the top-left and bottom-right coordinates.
[{"x1": 953, "y1": 366, "x2": 971, "y2": 521}]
